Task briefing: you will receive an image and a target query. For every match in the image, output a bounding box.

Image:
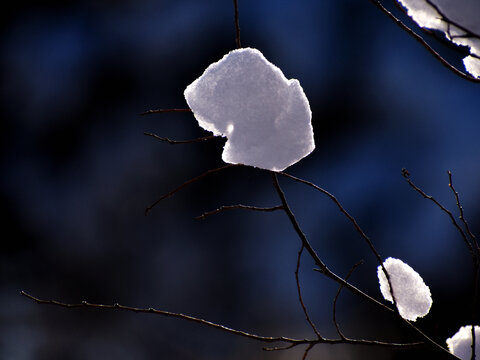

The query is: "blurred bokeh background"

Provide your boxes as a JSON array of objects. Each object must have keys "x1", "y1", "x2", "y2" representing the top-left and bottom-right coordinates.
[{"x1": 1, "y1": 0, "x2": 479, "y2": 359}]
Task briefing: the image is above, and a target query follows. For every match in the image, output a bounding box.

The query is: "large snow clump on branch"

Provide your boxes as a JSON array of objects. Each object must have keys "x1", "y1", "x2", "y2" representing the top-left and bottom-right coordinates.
[
  {"x1": 377, "y1": 257, "x2": 432, "y2": 321},
  {"x1": 397, "y1": 0, "x2": 480, "y2": 78},
  {"x1": 184, "y1": 48, "x2": 315, "y2": 171},
  {"x1": 446, "y1": 325, "x2": 480, "y2": 359}
]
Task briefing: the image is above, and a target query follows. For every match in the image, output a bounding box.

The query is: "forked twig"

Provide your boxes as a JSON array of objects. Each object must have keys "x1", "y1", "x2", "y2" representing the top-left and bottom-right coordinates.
[
  {"x1": 447, "y1": 171, "x2": 479, "y2": 254},
  {"x1": 295, "y1": 244, "x2": 322, "y2": 338},
  {"x1": 277, "y1": 171, "x2": 399, "y2": 312},
  {"x1": 368, "y1": 0, "x2": 480, "y2": 83},
  {"x1": 195, "y1": 204, "x2": 283, "y2": 220},
  {"x1": 274, "y1": 171, "x2": 459, "y2": 359},
  {"x1": 21, "y1": 291, "x2": 423, "y2": 350},
  {"x1": 401, "y1": 168, "x2": 475, "y2": 260},
  {"x1": 145, "y1": 164, "x2": 239, "y2": 215},
  {"x1": 140, "y1": 108, "x2": 192, "y2": 115},
  {"x1": 144, "y1": 132, "x2": 217, "y2": 145},
  {"x1": 333, "y1": 261, "x2": 365, "y2": 340}
]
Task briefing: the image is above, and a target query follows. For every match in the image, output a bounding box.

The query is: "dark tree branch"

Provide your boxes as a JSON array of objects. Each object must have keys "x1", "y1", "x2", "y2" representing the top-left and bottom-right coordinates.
[
  {"x1": 145, "y1": 164, "x2": 239, "y2": 215},
  {"x1": 271, "y1": 172, "x2": 393, "y2": 312},
  {"x1": 275, "y1": 171, "x2": 459, "y2": 359},
  {"x1": 21, "y1": 291, "x2": 423, "y2": 350},
  {"x1": 295, "y1": 244, "x2": 322, "y2": 338},
  {"x1": 140, "y1": 108, "x2": 192, "y2": 115},
  {"x1": 144, "y1": 132, "x2": 217, "y2": 145},
  {"x1": 333, "y1": 261, "x2": 365, "y2": 340},
  {"x1": 195, "y1": 204, "x2": 283, "y2": 220},
  {"x1": 277, "y1": 171, "x2": 399, "y2": 312},
  {"x1": 368, "y1": 0, "x2": 480, "y2": 83},
  {"x1": 233, "y1": 0, "x2": 241, "y2": 48},
  {"x1": 401, "y1": 168, "x2": 476, "y2": 260},
  {"x1": 447, "y1": 171, "x2": 479, "y2": 254}
]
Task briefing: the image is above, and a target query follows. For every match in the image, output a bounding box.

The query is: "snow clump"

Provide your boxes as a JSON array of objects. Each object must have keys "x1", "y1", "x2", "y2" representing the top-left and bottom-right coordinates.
[
  {"x1": 184, "y1": 48, "x2": 315, "y2": 171},
  {"x1": 377, "y1": 257, "x2": 432, "y2": 321},
  {"x1": 446, "y1": 325, "x2": 480, "y2": 360},
  {"x1": 397, "y1": 0, "x2": 480, "y2": 78}
]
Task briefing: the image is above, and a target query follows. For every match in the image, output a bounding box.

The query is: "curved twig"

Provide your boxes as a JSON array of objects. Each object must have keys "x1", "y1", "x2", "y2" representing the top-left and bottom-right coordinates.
[
  {"x1": 140, "y1": 108, "x2": 192, "y2": 115},
  {"x1": 368, "y1": 0, "x2": 480, "y2": 83},
  {"x1": 144, "y1": 132, "x2": 217, "y2": 145},
  {"x1": 195, "y1": 204, "x2": 283, "y2": 220},
  {"x1": 401, "y1": 168, "x2": 476, "y2": 260},
  {"x1": 295, "y1": 244, "x2": 322, "y2": 338},
  {"x1": 333, "y1": 261, "x2": 365, "y2": 340},
  {"x1": 21, "y1": 291, "x2": 423, "y2": 350},
  {"x1": 145, "y1": 164, "x2": 239, "y2": 215}
]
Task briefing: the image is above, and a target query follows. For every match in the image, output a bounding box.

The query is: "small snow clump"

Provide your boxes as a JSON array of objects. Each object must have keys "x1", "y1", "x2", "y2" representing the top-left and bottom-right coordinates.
[
  {"x1": 446, "y1": 325, "x2": 480, "y2": 360},
  {"x1": 377, "y1": 257, "x2": 432, "y2": 321},
  {"x1": 184, "y1": 48, "x2": 315, "y2": 171}
]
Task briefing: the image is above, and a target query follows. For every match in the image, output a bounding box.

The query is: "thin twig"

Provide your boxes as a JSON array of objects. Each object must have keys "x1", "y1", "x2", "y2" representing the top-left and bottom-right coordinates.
[
  {"x1": 275, "y1": 171, "x2": 459, "y2": 359},
  {"x1": 145, "y1": 164, "x2": 238, "y2": 215},
  {"x1": 20, "y1": 291, "x2": 303, "y2": 344},
  {"x1": 277, "y1": 171, "x2": 399, "y2": 312},
  {"x1": 368, "y1": 0, "x2": 480, "y2": 83},
  {"x1": 21, "y1": 291, "x2": 422, "y2": 350},
  {"x1": 295, "y1": 244, "x2": 322, "y2": 338},
  {"x1": 144, "y1": 132, "x2": 217, "y2": 145},
  {"x1": 401, "y1": 168, "x2": 475, "y2": 260},
  {"x1": 233, "y1": 0, "x2": 241, "y2": 48},
  {"x1": 448, "y1": 171, "x2": 479, "y2": 253},
  {"x1": 140, "y1": 108, "x2": 192, "y2": 115},
  {"x1": 302, "y1": 343, "x2": 314, "y2": 360},
  {"x1": 333, "y1": 261, "x2": 365, "y2": 340},
  {"x1": 472, "y1": 324, "x2": 476, "y2": 360},
  {"x1": 271, "y1": 172, "x2": 392, "y2": 312},
  {"x1": 195, "y1": 204, "x2": 283, "y2": 220}
]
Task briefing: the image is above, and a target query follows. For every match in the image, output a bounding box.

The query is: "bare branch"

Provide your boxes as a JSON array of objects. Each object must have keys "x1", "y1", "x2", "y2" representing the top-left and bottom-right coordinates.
[
  {"x1": 20, "y1": 291, "x2": 303, "y2": 344},
  {"x1": 447, "y1": 171, "x2": 479, "y2": 253},
  {"x1": 295, "y1": 244, "x2": 322, "y2": 338},
  {"x1": 21, "y1": 291, "x2": 422, "y2": 350},
  {"x1": 401, "y1": 168, "x2": 476, "y2": 260},
  {"x1": 271, "y1": 172, "x2": 393, "y2": 312},
  {"x1": 368, "y1": 0, "x2": 480, "y2": 83},
  {"x1": 140, "y1": 108, "x2": 192, "y2": 115},
  {"x1": 145, "y1": 164, "x2": 239, "y2": 215},
  {"x1": 276, "y1": 171, "x2": 459, "y2": 359},
  {"x1": 144, "y1": 132, "x2": 217, "y2": 145},
  {"x1": 233, "y1": 0, "x2": 241, "y2": 48},
  {"x1": 277, "y1": 171, "x2": 399, "y2": 312},
  {"x1": 195, "y1": 204, "x2": 283, "y2": 220},
  {"x1": 333, "y1": 261, "x2": 365, "y2": 340}
]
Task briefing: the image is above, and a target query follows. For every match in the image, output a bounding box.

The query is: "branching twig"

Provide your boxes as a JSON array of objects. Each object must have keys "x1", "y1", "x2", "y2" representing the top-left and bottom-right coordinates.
[
  {"x1": 295, "y1": 244, "x2": 322, "y2": 338},
  {"x1": 195, "y1": 204, "x2": 283, "y2": 220},
  {"x1": 275, "y1": 171, "x2": 459, "y2": 359},
  {"x1": 401, "y1": 168, "x2": 476, "y2": 260},
  {"x1": 140, "y1": 108, "x2": 192, "y2": 115},
  {"x1": 277, "y1": 171, "x2": 399, "y2": 312},
  {"x1": 21, "y1": 291, "x2": 423, "y2": 350},
  {"x1": 368, "y1": 0, "x2": 480, "y2": 83},
  {"x1": 333, "y1": 261, "x2": 365, "y2": 340},
  {"x1": 447, "y1": 171, "x2": 479, "y2": 254},
  {"x1": 144, "y1": 132, "x2": 217, "y2": 145},
  {"x1": 145, "y1": 164, "x2": 239, "y2": 215},
  {"x1": 271, "y1": 172, "x2": 393, "y2": 312}
]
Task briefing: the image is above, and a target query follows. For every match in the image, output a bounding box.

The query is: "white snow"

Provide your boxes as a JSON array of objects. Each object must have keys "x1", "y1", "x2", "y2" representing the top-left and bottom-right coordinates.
[
  {"x1": 184, "y1": 48, "x2": 315, "y2": 171},
  {"x1": 377, "y1": 257, "x2": 432, "y2": 321},
  {"x1": 397, "y1": 0, "x2": 480, "y2": 78},
  {"x1": 446, "y1": 325, "x2": 480, "y2": 360}
]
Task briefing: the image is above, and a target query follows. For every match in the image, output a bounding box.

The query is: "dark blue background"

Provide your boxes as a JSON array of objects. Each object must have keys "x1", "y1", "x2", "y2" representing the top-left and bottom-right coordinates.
[{"x1": 1, "y1": 0, "x2": 479, "y2": 359}]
